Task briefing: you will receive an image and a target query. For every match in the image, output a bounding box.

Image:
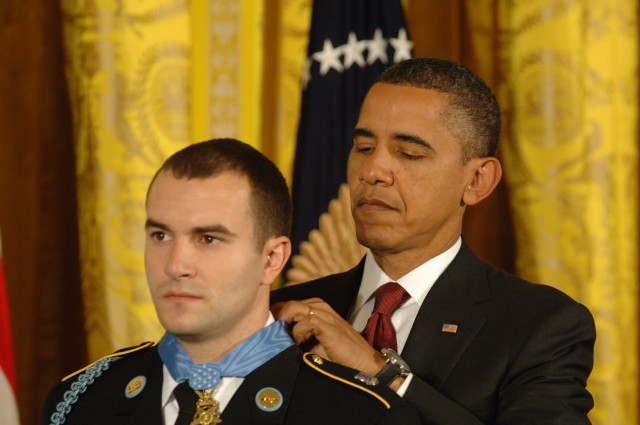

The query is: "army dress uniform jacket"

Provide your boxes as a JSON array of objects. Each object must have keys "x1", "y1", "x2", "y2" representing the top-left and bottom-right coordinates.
[
  {"x1": 41, "y1": 344, "x2": 420, "y2": 425},
  {"x1": 270, "y1": 240, "x2": 596, "y2": 425}
]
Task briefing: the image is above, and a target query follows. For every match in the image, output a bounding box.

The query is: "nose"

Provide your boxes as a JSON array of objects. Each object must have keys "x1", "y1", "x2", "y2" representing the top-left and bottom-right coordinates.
[
  {"x1": 357, "y1": 148, "x2": 394, "y2": 186},
  {"x1": 164, "y1": 240, "x2": 196, "y2": 280}
]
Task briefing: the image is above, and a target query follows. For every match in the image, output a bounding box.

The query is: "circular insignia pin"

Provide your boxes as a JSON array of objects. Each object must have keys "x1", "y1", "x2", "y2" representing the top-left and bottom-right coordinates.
[
  {"x1": 255, "y1": 387, "x2": 283, "y2": 412},
  {"x1": 125, "y1": 376, "x2": 147, "y2": 398}
]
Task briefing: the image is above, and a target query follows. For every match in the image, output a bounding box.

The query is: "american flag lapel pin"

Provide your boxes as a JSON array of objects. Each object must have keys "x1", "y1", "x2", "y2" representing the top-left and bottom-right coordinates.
[{"x1": 441, "y1": 323, "x2": 458, "y2": 333}]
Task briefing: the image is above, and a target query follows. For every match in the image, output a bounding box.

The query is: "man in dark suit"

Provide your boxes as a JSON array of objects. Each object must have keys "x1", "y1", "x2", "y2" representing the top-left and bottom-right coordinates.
[
  {"x1": 271, "y1": 58, "x2": 595, "y2": 424},
  {"x1": 41, "y1": 139, "x2": 419, "y2": 425}
]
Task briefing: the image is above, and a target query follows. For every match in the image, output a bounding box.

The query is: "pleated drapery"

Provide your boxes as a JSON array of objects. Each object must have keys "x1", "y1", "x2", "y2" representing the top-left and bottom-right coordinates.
[{"x1": 472, "y1": 2, "x2": 638, "y2": 424}]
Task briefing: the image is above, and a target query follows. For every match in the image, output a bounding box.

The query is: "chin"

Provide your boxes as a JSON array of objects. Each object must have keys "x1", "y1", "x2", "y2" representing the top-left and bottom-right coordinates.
[
  {"x1": 356, "y1": 231, "x2": 396, "y2": 252},
  {"x1": 159, "y1": 315, "x2": 197, "y2": 336}
]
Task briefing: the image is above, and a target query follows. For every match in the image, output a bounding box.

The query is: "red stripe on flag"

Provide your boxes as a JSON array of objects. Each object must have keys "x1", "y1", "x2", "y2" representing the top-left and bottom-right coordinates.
[{"x1": 0, "y1": 259, "x2": 17, "y2": 392}]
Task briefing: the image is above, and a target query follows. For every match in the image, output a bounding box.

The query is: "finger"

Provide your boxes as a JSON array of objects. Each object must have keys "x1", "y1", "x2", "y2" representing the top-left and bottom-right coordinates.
[
  {"x1": 270, "y1": 301, "x2": 284, "y2": 315},
  {"x1": 289, "y1": 316, "x2": 322, "y2": 345},
  {"x1": 309, "y1": 343, "x2": 328, "y2": 359},
  {"x1": 291, "y1": 322, "x2": 318, "y2": 349},
  {"x1": 271, "y1": 300, "x2": 316, "y2": 323}
]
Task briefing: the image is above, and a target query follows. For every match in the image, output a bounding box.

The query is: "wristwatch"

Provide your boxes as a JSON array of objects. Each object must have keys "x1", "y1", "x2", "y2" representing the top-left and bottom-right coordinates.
[{"x1": 374, "y1": 348, "x2": 411, "y2": 386}]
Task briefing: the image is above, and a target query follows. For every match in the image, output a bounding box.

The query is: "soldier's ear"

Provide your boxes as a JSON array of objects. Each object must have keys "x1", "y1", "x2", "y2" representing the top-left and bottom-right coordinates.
[
  {"x1": 261, "y1": 236, "x2": 291, "y2": 286},
  {"x1": 462, "y1": 158, "x2": 502, "y2": 206}
]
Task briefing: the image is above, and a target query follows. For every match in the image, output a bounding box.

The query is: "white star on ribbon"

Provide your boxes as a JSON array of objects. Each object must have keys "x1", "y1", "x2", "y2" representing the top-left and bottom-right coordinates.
[
  {"x1": 390, "y1": 28, "x2": 413, "y2": 63},
  {"x1": 366, "y1": 29, "x2": 388, "y2": 65},
  {"x1": 343, "y1": 32, "x2": 367, "y2": 69},
  {"x1": 313, "y1": 38, "x2": 344, "y2": 76}
]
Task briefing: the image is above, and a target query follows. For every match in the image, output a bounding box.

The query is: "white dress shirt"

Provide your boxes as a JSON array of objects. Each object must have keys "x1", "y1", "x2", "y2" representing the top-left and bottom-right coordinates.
[
  {"x1": 161, "y1": 314, "x2": 276, "y2": 425},
  {"x1": 349, "y1": 237, "x2": 461, "y2": 395}
]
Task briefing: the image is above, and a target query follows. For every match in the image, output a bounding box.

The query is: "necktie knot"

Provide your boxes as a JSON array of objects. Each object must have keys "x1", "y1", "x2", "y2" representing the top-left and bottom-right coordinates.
[
  {"x1": 373, "y1": 282, "x2": 410, "y2": 316},
  {"x1": 362, "y1": 282, "x2": 410, "y2": 351}
]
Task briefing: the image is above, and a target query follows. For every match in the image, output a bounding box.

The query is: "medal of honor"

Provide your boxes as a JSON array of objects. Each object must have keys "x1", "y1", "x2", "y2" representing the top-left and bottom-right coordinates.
[{"x1": 191, "y1": 389, "x2": 221, "y2": 425}]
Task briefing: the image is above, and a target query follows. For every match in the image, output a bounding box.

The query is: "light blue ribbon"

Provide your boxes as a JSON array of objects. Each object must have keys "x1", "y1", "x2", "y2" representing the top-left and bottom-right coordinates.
[{"x1": 159, "y1": 320, "x2": 294, "y2": 390}]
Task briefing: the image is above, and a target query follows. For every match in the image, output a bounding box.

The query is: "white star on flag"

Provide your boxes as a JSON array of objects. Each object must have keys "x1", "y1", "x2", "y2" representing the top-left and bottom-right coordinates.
[
  {"x1": 366, "y1": 29, "x2": 388, "y2": 65},
  {"x1": 390, "y1": 28, "x2": 414, "y2": 63},
  {"x1": 314, "y1": 39, "x2": 344, "y2": 76},
  {"x1": 343, "y1": 32, "x2": 367, "y2": 69}
]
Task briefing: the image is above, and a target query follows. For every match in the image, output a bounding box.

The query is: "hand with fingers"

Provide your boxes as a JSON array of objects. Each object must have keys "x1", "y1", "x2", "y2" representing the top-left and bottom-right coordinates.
[{"x1": 271, "y1": 298, "x2": 387, "y2": 379}]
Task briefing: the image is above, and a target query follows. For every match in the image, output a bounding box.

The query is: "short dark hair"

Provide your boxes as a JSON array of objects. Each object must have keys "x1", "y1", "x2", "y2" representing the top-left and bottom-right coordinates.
[
  {"x1": 149, "y1": 138, "x2": 291, "y2": 249},
  {"x1": 377, "y1": 57, "x2": 501, "y2": 161}
]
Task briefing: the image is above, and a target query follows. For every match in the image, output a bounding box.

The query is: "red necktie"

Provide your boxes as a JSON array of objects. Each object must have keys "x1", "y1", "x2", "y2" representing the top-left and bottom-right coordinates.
[{"x1": 361, "y1": 282, "x2": 410, "y2": 351}]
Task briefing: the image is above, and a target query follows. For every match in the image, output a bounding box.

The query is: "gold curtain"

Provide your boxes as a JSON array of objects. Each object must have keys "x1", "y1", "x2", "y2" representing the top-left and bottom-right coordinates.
[{"x1": 466, "y1": 1, "x2": 638, "y2": 424}]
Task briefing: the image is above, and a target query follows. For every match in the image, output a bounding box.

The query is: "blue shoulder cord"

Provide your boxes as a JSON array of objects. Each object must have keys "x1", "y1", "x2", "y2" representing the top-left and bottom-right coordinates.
[{"x1": 48, "y1": 356, "x2": 121, "y2": 425}]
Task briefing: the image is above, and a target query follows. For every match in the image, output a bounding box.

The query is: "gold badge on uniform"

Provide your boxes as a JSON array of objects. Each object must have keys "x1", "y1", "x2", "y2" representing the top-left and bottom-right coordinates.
[
  {"x1": 255, "y1": 387, "x2": 283, "y2": 412},
  {"x1": 192, "y1": 389, "x2": 221, "y2": 425},
  {"x1": 125, "y1": 376, "x2": 147, "y2": 398}
]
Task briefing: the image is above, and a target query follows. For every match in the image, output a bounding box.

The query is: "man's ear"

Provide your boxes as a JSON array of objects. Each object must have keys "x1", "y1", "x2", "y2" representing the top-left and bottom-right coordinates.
[
  {"x1": 462, "y1": 157, "x2": 502, "y2": 206},
  {"x1": 260, "y1": 236, "x2": 292, "y2": 286}
]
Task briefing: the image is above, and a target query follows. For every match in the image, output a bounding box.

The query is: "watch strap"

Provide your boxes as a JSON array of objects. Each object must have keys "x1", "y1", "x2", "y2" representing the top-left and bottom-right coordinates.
[{"x1": 374, "y1": 360, "x2": 402, "y2": 386}]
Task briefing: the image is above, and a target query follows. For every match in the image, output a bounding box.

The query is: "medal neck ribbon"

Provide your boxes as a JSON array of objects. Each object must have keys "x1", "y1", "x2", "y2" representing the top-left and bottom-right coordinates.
[{"x1": 159, "y1": 320, "x2": 294, "y2": 390}]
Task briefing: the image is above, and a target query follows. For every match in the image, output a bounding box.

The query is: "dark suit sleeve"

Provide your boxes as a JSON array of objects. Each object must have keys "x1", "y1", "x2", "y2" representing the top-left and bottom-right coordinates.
[
  {"x1": 375, "y1": 403, "x2": 423, "y2": 425},
  {"x1": 403, "y1": 302, "x2": 595, "y2": 425}
]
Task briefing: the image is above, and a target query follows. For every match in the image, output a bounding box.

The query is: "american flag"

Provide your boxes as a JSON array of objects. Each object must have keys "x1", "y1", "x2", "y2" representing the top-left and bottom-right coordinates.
[
  {"x1": 289, "y1": 0, "x2": 413, "y2": 260},
  {"x1": 442, "y1": 323, "x2": 459, "y2": 334},
  {"x1": 0, "y1": 229, "x2": 21, "y2": 424}
]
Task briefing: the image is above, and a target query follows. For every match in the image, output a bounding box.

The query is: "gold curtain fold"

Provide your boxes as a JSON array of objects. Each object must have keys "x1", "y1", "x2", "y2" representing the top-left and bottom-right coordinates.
[
  {"x1": 268, "y1": 0, "x2": 312, "y2": 180},
  {"x1": 62, "y1": 0, "x2": 192, "y2": 359},
  {"x1": 466, "y1": 1, "x2": 638, "y2": 424},
  {"x1": 190, "y1": 0, "x2": 264, "y2": 148},
  {"x1": 190, "y1": 0, "x2": 310, "y2": 180}
]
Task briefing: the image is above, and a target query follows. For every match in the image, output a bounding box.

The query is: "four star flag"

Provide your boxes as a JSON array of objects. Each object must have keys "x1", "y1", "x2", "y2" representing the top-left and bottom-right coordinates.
[
  {"x1": 0, "y1": 230, "x2": 20, "y2": 425},
  {"x1": 290, "y1": 0, "x2": 413, "y2": 257}
]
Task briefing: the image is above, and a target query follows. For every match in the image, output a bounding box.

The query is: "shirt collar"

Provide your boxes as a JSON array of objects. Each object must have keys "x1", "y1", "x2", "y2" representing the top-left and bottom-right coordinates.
[{"x1": 356, "y1": 237, "x2": 462, "y2": 310}]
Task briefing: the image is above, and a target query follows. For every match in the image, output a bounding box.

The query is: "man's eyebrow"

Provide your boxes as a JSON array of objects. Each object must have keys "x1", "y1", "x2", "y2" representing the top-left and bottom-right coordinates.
[
  {"x1": 145, "y1": 219, "x2": 167, "y2": 230},
  {"x1": 193, "y1": 225, "x2": 236, "y2": 237},
  {"x1": 353, "y1": 127, "x2": 375, "y2": 139},
  {"x1": 354, "y1": 127, "x2": 436, "y2": 152},
  {"x1": 144, "y1": 221, "x2": 236, "y2": 237},
  {"x1": 394, "y1": 133, "x2": 435, "y2": 152}
]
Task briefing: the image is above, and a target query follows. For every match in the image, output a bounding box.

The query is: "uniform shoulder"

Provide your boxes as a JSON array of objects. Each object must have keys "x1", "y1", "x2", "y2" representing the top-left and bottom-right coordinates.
[
  {"x1": 62, "y1": 341, "x2": 156, "y2": 381},
  {"x1": 301, "y1": 352, "x2": 400, "y2": 410}
]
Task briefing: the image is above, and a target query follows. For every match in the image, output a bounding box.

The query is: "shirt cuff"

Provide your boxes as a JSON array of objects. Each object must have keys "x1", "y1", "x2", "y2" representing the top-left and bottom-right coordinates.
[{"x1": 396, "y1": 372, "x2": 413, "y2": 397}]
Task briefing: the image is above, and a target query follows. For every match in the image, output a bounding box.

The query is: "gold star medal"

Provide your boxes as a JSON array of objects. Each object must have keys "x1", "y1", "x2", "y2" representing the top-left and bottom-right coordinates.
[{"x1": 190, "y1": 389, "x2": 221, "y2": 425}]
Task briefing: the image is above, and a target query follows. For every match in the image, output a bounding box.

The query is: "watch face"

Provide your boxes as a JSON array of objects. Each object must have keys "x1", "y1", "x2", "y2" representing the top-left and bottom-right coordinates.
[{"x1": 381, "y1": 348, "x2": 411, "y2": 374}]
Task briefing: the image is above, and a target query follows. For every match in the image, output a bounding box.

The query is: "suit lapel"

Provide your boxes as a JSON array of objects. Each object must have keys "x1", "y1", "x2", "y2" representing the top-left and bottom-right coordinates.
[
  {"x1": 272, "y1": 259, "x2": 364, "y2": 319},
  {"x1": 222, "y1": 346, "x2": 302, "y2": 424},
  {"x1": 322, "y1": 259, "x2": 365, "y2": 318},
  {"x1": 402, "y1": 241, "x2": 490, "y2": 390}
]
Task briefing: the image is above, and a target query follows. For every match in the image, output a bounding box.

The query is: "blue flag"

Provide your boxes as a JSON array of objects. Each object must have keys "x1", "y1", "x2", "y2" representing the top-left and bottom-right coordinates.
[{"x1": 290, "y1": 0, "x2": 413, "y2": 260}]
